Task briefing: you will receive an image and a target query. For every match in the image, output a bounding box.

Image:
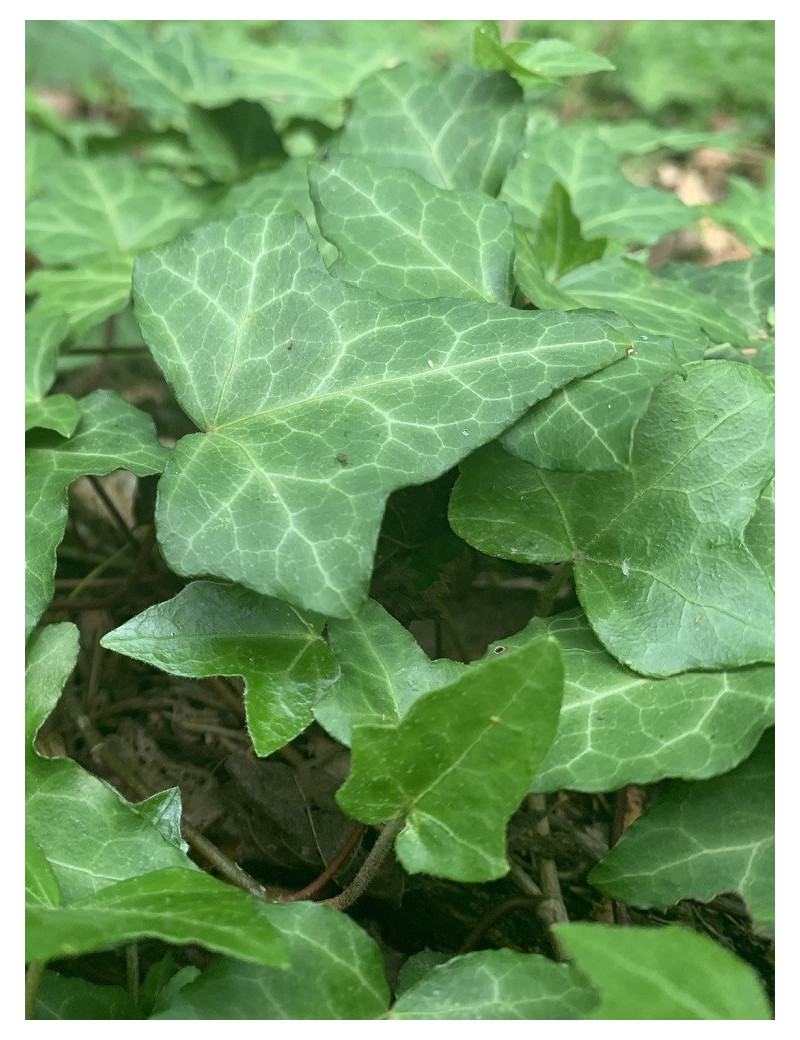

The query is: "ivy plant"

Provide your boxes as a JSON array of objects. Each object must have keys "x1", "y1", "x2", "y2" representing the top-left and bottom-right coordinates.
[{"x1": 25, "y1": 19, "x2": 775, "y2": 1020}]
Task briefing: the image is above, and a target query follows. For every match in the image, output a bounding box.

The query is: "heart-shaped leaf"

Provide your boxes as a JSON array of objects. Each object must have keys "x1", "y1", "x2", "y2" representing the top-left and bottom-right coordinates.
[
  {"x1": 450, "y1": 360, "x2": 774, "y2": 675},
  {"x1": 101, "y1": 580, "x2": 339, "y2": 756},
  {"x1": 26, "y1": 390, "x2": 170, "y2": 640},
  {"x1": 310, "y1": 156, "x2": 515, "y2": 303},
  {"x1": 134, "y1": 210, "x2": 628, "y2": 618},
  {"x1": 589, "y1": 729, "x2": 774, "y2": 934},
  {"x1": 337, "y1": 635, "x2": 564, "y2": 881},
  {"x1": 527, "y1": 609, "x2": 774, "y2": 792}
]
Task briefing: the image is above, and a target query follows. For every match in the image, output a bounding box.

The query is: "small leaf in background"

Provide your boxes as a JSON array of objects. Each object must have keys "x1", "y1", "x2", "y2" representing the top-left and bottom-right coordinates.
[
  {"x1": 473, "y1": 22, "x2": 614, "y2": 87},
  {"x1": 25, "y1": 391, "x2": 170, "y2": 640},
  {"x1": 526, "y1": 609, "x2": 774, "y2": 792},
  {"x1": 450, "y1": 360, "x2": 774, "y2": 676},
  {"x1": 101, "y1": 580, "x2": 339, "y2": 757},
  {"x1": 25, "y1": 155, "x2": 210, "y2": 267},
  {"x1": 25, "y1": 624, "x2": 194, "y2": 904},
  {"x1": 391, "y1": 948, "x2": 598, "y2": 1019},
  {"x1": 135, "y1": 210, "x2": 627, "y2": 618},
  {"x1": 316, "y1": 597, "x2": 462, "y2": 746},
  {"x1": 589, "y1": 729, "x2": 774, "y2": 934},
  {"x1": 501, "y1": 330, "x2": 683, "y2": 472},
  {"x1": 554, "y1": 923, "x2": 771, "y2": 1019},
  {"x1": 64, "y1": 20, "x2": 233, "y2": 129},
  {"x1": 26, "y1": 867, "x2": 286, "y2": 967},
  {"x1": 337, "y1": 635, "x2": 564, "y2": 881},
  {"x1": 24, "y1": 309, "x2": 78, "y2": 437},
  {"x1": 310, "y1": 156, "x2": 514, "y2": 303},
  {"x1": 707, "y1": 171, "x2": 775, "y2": 252},
  {"x1": 152, "y1": 902, "x2": 391, "y2": 1019},
  {"x1": 330, "y1": 62, "x2": 525, "y2": 194},
  {"x1": 663, "y1": 254, "x2": 775, "y2": 379},
  {"x1": 501, "y1": 124, "x2": 691, "y2": 245},
  {"x1": 25, "y1": 255, "x2": 135, "y2": 341},
  {"x1": 34, "y1": 973, "x2": 139, "y2": 1021}
]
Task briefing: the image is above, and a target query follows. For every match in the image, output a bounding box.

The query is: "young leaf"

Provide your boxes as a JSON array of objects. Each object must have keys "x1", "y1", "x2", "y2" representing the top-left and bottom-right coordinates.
[
  {"x1": 330, "y1": 62, "x2": 525, "y2": 194},
  {"x1": 450, "y1": 360, "x2": 774, "y2": 676},
  {"x1": 26, "y1": 624, "x2": 193, "y2": 903},
  {"x1": 337, "y1": 636, "x2": 564, "y2": 881},
  {"x1": 315, "y1": 597, "x2": 462, "y2": 746},
  {"x1": 390, "y1": 949, "x2": 598, "y2": 1019},
  {"x1": 152, "y1": 902, "x2": 391, "y2": 1019},
  {"x1": 24, "y1": 309, "x2": 78, "y2": 437},
  {"x1": 309, "y1": 155, "x2": 515, "y2": 303},
  {"x1": 554, "y1": 923, "x2": 771, "y2": 1019},
  {"x1": 25, "y1": 391, "x2": 170, "y2": 640},
  {"x1": 526, "y1": 609, "x2": 774, "y2": 792},
  {"x1": 589, "y1": 730, "x2": 774, "y2": 934},
  {"x1": 26, "y1": 156, "x2": 209, "y2": 267},
  {"x1": 26, "y1": 867, "x2": 286, "y2": 967},
  {"x1": 134, "y1": 210, "x2": 628, "y2": 618},
  {"x1": 501, "y1": 124, "x2": 691, "y2": 244},
  {"x1": 101, "y1": 580, "x2": 339, "y2": 757}
]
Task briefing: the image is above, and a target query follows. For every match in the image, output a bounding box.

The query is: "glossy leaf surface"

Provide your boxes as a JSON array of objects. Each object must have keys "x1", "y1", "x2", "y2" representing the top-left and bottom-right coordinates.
[
  {"x1": 337, "y1": 636, "x2": 564, "y2": 881},
  {"x1": 101, "y1": 580, "x2": 339, "y2": 756},
  {"x1": 134, "y1": 210, "x2": 628, "y2": 617},
  {"x1": 450, "y1": 361, "x2": 774, "y2": 675},
  {"x1": 153, "y1": 901, "x2": 390, "y2": 1019},
  {"x1": 555, "y1": 923, "x2": 771, "y2": 1019}
]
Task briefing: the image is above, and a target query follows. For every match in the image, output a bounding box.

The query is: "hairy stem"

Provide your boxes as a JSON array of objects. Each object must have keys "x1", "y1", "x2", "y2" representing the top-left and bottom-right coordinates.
[
  {"x1": 324, "y1": 816, "x2": 404, "y2": 912},
  {"x1": 25, "y1": 961, "x2": 46, "y2": 1020}
]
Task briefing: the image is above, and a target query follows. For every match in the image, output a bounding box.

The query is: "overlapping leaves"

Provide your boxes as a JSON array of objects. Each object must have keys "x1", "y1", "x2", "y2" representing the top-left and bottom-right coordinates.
[{"x1": 134, "y1": 209, "x2": 628, "y2": 617}]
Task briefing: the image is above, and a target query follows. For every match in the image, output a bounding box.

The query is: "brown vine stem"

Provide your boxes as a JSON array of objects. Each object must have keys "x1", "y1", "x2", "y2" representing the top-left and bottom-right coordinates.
[
  {"x1": 279, "y1": 822, "x2": 367, "y2": 902},
  {"x1": 526, "y1": 793, "x2": 569, "y2": 961},
  {"x1": 323, "y1": 816, "x2": 404, "y2": 912}
]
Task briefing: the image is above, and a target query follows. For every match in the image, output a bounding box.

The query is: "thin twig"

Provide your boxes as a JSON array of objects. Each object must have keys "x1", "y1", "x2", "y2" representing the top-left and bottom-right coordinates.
[
  {"x1": 526, "y1": 793, "x2": 569, "y2": 960},
  {"x1": 25, "y1": 961, "x2": 47, "y2": 1020},
  {"x1": 280, "y1": 822, "x2": 367, "y2": 902},
  {"x1": 87, "y1": 475, "x2": 139, "y2": 548},
  {"x1": 458, "y1": 897, "x2": 540, "y2": 954}
]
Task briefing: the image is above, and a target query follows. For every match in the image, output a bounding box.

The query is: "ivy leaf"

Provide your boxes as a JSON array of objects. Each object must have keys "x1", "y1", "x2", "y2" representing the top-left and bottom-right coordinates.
[
  {"x1": 26, "y1": 156, "x2": 209, "y2": 267},
  {"x1": 391, "y1": 949, "x2": 598, "y2": 1019},
  {"x1": 25, "y1": 255, "x2": 135, "y2": 341},
  {"x1": 337, "y1": 636, "x2": 564, "y2": 881},
  {"x1": 101, "y1": 580, "x2": 339, "y2": 757},
  {"x1": 500, "y1": 331, "x2": 684, "y2": 472},
  {"x1": 317, "y1": 598, "x2": 462, "y2": 745},
  {"x1": 24, "y1": 309, "x2": 78, "y2": 437},
  {"x1": 527, "y1": 181, "x2": 607, "y2": 283},
  {"x1": 663, "y1": 254, "x2": 775, "y2": 379},
  {"x1": 589, "y1": 730, "x2": 774, "y2": 934},
  {"x1": 554, "y1": 923, "x2": 771, "y2": 1019},
  {"x1": 501, "y1": 124, "x2": 691, "y2": 244},
  {"x1": 25, "y1": 391, "x2": 170, "y2": 640},
  {"x1": 184, "y1": 99, "x2": 286, "y2": 182},
  {"x1": 556, "y1": 257, "x2": 751, "y2": 361},
  {"x1": 450, "y1": 361, "x2": 774, "y2": 676},
  {"x1": 134, "y1": 210, "x2": 628, "y2": 618},
  {"x1": 64, "y1": 20, "x2": 232, "y2": 129},
  {"x1": 330, "y1": 62, "x2": 525, "y2": 194},
  {"x1": 26, "y1": 833, "x2": 62, "y2": 909},
  {"x1": 473, "y1": 22, "x2": 613, "y2": 86},
  {"x1": 26, "y1": 867, "x2": 286, "y2": 967},
  {"x1": 527, "y1": 609, "x2": 774, "y2": 792},
  {"x1": 309, "y1": 156, "x2": 515, "y2": 303},
  {"x1": 152, "y1": 902, "x2": 391, "y2": 1020},
  {"x1": 25, "y1": 624, "x2": 193, "y2": 903},
  {"x1": 34, "y1": 973, "x2": 139, "y2": 1021}
]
